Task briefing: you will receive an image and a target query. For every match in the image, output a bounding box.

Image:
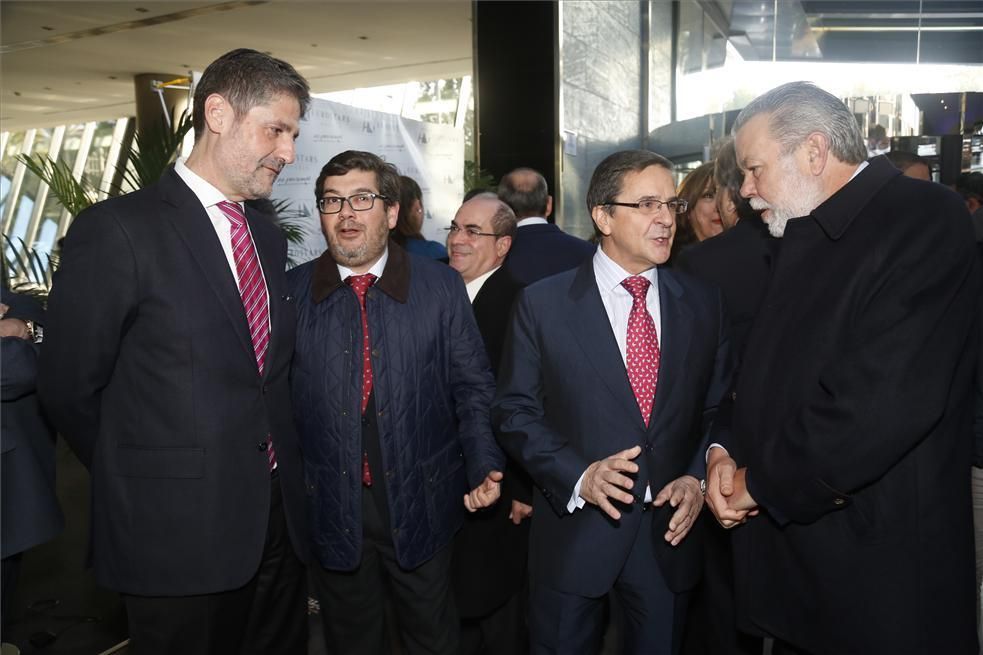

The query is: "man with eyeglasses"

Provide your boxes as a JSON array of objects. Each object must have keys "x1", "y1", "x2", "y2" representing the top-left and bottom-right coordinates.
[
  {"x1": 492, "y1": 149, "x2": 732, "y2": 654},
  {"x1": 288, "y1": 150, "x2": 506, "y2": 655},
  {"x1": 444, "y1": 194, "x2": 531, "y2": 654}
]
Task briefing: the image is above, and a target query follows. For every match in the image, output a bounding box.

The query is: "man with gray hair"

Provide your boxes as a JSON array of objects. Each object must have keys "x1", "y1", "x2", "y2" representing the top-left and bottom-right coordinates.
[{"x1": 706, "y1": 81, "x2": 981, "y2": 654}]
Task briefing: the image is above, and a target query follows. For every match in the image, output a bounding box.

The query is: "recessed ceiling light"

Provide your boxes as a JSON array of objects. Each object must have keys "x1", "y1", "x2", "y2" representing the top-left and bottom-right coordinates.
[
  {"x1": 135, "y1": 7, "x2": 149, "y2": 12},
  {"x1": 358, "y1": 35, "x2": 369, "y2": 40},
  {"x1": 13, "y1": 91, "x2": 21, "y2": 96},
  {"x1": 41, "y1": 26, "x2": 55, "y2": 31},
  {"x1": 108, "y1": 75, "x2": 118, "y2": 80}
]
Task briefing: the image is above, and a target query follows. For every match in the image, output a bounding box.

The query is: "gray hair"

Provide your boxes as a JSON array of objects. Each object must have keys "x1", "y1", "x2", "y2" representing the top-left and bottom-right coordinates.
[{"x1": 733, "y1": 81, "x2": 866, "y2": 165}]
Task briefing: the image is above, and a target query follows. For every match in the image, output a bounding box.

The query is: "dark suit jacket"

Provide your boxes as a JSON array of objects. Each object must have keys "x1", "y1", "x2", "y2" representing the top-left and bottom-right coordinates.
[
  {"x1": 38, "y1": 167, "x2": 307, "y2": 596},
  {"x1": 503, "y1": 222, "x2": 595, "y2": 285},
  {"x1": 1, "y1": 291, "x2": 64, "y2": 559},
  {"x1": 452, "y1": 266, "x2": 529, "y2": 617},
  {"x1": 718, "y1": 156, "x2": 981, "y2": 654},
  {"x1": 493, "y1": 259, "x2": 732, "y2": 597},
  {"x1": 675, "y1": 217, "x2": 776, "y2": 363}
]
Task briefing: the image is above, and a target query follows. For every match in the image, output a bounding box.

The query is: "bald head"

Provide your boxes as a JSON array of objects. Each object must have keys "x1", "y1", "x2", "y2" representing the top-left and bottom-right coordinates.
[{"x1": 498, "y1": 167, "x2": 552, "y2": 219}]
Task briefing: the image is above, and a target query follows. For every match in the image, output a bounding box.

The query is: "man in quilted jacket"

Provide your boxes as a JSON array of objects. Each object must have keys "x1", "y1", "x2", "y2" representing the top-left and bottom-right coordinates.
[{"x1": 289, "y1": 150, "x2": 506, "y2": 655}]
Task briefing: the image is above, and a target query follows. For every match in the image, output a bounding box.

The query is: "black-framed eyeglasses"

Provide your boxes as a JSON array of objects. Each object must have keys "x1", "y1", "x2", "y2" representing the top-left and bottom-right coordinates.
[
  {"x1": 317, "y1": 193, "x2": 388, "y2": 214},
  {"x1": 602, "y1": 198, "x2": 688, "y2": 215},
  {"x1": 443, "y1": 224, "x2": 503, "y2": 239}
]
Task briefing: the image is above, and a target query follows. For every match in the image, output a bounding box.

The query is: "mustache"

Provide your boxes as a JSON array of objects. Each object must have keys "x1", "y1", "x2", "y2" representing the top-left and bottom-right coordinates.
[
  {"x1": 261, "y1": 157, "x2": 286, "y2": 174},
  {"x1": 334, "y1": 219, "x2": 365, "y2": 233},
  {"x1": 749, "y1": 198, "x2": 770, "y2": 210}
]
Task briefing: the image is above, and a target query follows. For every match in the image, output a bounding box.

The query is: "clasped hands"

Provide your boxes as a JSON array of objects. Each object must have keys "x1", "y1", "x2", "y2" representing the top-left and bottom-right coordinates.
[
  {"x1": 704, "y1": 447, "x2": 759, "y2": 528},
  {"x1": 580, "y1": 445, "x2": 702, "y2": 546}
]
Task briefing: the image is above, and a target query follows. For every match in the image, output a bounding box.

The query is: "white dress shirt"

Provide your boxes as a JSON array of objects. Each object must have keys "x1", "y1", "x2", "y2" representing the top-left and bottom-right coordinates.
[
  {"x1": 567, "y1": 246, "x2": 662, "y2": 511},
  {"x1": 337, "y1": 248, "x2": 388, "y2": 282},
  {"x1": 516, "y1": 216, "x2": 548, "y2": 228},
  {"x1": 464, "y1": 265, "x2": 500, "y2": 303}
]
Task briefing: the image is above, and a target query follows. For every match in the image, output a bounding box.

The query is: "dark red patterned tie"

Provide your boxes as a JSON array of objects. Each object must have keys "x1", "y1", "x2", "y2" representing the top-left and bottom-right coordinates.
[
  {"x1": 621, "y1": 276, "x2": 661, "y2": 427},
  {"x1": 346, "y1": 273, "x2": 377, "y2": 486},
  {"x1": 218, "y1": 200, "x2": 276, "y2": 470}
]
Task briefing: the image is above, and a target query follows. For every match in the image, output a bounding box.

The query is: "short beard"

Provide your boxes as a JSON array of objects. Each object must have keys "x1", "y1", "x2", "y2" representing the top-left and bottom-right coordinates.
[
  {"x1": 327, "y1": 218, "x2": 390, "y2": 268},
  {"x1": 751, "y1": 158, "x2": 825, "y2": 238}
]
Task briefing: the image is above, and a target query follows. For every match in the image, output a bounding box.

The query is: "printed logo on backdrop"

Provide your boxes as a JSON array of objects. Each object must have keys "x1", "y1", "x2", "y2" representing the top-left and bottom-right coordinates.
[{"x1": 271, "y1": 96, "x2": 465, "y2": 267}]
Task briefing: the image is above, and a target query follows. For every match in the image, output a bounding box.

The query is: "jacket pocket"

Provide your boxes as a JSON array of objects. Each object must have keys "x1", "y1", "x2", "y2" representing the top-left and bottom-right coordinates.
[
  {"x1": 420, "y1": 441, "x2": 466, "y2": 533},
  {"x1": 113, "y1": 445, "x2": 204, "y2": 479}
]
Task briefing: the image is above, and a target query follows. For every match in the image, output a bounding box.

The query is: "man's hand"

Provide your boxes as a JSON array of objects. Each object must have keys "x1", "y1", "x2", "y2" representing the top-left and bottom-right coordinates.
[
  {"x1": 581, "y1": 445, "x2": 641, "y2": 521},
  {"x1": 0, "y1": 318, "x2": 30, "y2": 339},
  {"x1": 705, "y1": 448, "x2": 758, "y2": 528},
  {"x1": 653, "y1": 475, "x2": 703, "y2": 546},
  {"x1": 508, "y1": 500, "x2": 533, "y2": 525},
  {"x1": 464, "y1": 470, "x2": 503, "y2": 512}
]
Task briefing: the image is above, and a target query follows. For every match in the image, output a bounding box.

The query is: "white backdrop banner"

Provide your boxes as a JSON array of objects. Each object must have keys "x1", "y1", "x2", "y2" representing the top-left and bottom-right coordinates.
[{"x1": 270, "y1": 97, "x2": 464, "y2": 266}]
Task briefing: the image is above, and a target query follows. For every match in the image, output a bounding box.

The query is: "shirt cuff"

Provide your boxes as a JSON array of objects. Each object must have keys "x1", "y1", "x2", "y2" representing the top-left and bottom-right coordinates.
[
  {"x1": 706, "y1": 443, "x2": 727, "y2": 463},
  {"x1": 567, "y1": 470, "x2": 588, "y2": 513}
]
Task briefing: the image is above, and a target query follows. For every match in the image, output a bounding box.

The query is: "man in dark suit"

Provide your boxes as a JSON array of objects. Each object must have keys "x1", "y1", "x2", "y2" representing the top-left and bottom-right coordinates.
[
  {"x1": 38, "y1": 49, "x2": 311, "y2": 655},
  {"x1": 446, "y1": 194, "x2": 530, "y2": 654},
  {"x1": 706, "y1": 81, "x2": 982, "y2": 655},
  {"x1": 1, "y1": 289, "x2": 63, "y2": 631},
  {"x1": 493, "y1": 150, "x2": 732, "y2": 654},
  {"x1": 498, "y1": 167, "x2": 594, "y2": 284}
]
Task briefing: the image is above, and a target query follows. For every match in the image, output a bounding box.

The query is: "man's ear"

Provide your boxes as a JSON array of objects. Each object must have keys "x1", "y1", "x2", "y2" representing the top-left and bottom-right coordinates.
[
  {"x1": 804, "y1": 132, "x2": 830, "y2": 176},
  {"x1": 495, "y1": 235, "x2": 512, "y2": 259},
  {"x1": 591, "y1": 205, "x2": 613, "y2": 237},
  {"x1": 386, "y1": 202, "x2": 400, "y2": 230},
  {"x1": 202, "y1": 93, "x2": 232, "y2": 135},
  {"x1": 546, "y1": 195, "x2": 554, "y2": 218}
]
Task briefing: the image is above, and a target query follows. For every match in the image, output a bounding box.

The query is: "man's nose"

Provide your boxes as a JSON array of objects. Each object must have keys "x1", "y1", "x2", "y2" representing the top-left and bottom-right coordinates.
[{"x1": 740, "y1": 172, "x2": 756, "y2": 199}]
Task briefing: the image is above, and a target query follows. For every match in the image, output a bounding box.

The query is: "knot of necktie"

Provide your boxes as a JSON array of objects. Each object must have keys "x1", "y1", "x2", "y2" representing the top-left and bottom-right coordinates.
[
  {"x1": 621, "y1": 275, "x2": 650, "y2": 301},
  {"x1": 217, "y1": 200, "x2": 246, "y2": 227},
  {"x1": 346, "y1": 273, "x2": 377, "y2": 305}
]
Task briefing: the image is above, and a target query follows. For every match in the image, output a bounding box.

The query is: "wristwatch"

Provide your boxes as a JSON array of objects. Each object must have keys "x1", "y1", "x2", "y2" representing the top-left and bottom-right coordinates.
[{"x1": 23, "y1": 320, "x2": 43, "y2": 344}]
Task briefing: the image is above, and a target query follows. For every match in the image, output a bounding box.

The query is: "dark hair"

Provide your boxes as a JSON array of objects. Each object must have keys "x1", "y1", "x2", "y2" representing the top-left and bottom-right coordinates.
[
  {"x1": 192, "y1": 48, "x2": 310, "y2": 141},
  {"x1": 733, "y1": 81, "x2": 867, "y2": 165},
  {"x1": 956, "y1": 172, "x2": 983, "y2": 201},
  {"x1": 498, "y1": 168, "x2": 549, "y2": 218},
  {"x1": 393, "y1": 175, "x2": 424, "y2": 245},
  {"x1": 713, "y1": 138, "x2": 760, "y2": 224},
  {"x1": 315, "y1": 150, "x2": 401, "y2": 209},
  {"x1": 671, "y1": 162, "x2": 715, "y2": 259},
  {"x1": 884, "y1": 150, "x2": 930, "y2": 174},
  {"x1": 587, "y1": 149, "x2": 674, "y2": 240}
]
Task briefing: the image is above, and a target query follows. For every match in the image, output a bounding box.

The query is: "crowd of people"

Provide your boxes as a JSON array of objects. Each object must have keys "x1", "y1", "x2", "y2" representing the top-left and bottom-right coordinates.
[{"x1": 3, "y1": 47, "x2": 983, "y2": 655}]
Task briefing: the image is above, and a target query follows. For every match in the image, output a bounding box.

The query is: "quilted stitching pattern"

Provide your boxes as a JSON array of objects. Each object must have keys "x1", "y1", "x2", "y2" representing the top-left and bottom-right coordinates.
[{"x1": 288, "y1": 256, "x2": 504, "y2": 571}]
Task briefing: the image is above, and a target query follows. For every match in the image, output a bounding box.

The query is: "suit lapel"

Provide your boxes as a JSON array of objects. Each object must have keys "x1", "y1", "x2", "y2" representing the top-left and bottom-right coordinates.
[
  {"x1": 159, "y1": 170, "x2": 256, "y2": 364},
  {"x1": 647, "y1": 268, "x2": 693, "y2": 439},
  {"x1": 564, "y1": 261, "x2": 645, "y2": 426}
]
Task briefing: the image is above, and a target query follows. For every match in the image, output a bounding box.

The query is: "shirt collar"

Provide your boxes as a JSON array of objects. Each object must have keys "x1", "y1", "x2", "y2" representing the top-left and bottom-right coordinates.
[
  {"x1": 517, "y1": 217, "x2": 549, "y2": 227},
  {"x1": 593, "y1": 243, "x2": 658, "y2": 293},
  {"x1": 174, "y1": 157, "x2": 231, "y2": 209},
  {"x1": 465, "y1": 265, "x2": 500, "y2": 302},
  {"x1": 337, "y1": 247, "x2": 389, "y2": 282}
]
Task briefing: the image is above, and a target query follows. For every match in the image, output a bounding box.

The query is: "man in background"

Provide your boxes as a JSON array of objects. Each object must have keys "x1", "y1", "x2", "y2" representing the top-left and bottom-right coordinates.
[
  {"x1": 498, "y1": 167, "x2": 594, "y2": 284},
  {"x1": 39, "y1": 49, "x2": 312, "y2": 655}
]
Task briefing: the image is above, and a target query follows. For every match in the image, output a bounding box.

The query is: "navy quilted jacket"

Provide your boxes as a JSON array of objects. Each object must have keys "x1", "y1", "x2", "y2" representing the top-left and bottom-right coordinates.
[{"x1": 288, "y1": 243, "x2": 506, "y2": 571}]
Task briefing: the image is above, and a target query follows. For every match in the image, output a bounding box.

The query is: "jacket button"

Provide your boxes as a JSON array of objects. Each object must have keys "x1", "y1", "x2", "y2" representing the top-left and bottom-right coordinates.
[
  {"x1": 730, "y1": 391, "x2": 737, "y2": 401},
  {"x1": 371, "y1": 349, "x2": 379, "y2": 357},
  {"x1": 392, "y1": 528, "x2": 399, "y2": 536},
  {"x1": 258, "y1": 442, "x2": 269, "y2": 452},
  {"x1": 386, "y1": 470, "x2": 393, "y2": 478},
  {"x1": 833, "y1": 497, "x2": 846, "y2": 506},
  {"x1": 261, "y1": 384, "x2": 268, "y2": 395}
]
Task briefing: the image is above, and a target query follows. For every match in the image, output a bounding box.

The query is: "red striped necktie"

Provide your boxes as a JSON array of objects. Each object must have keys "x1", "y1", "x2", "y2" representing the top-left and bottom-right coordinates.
[{"x1": 218, "y1": 200, "x2": 276, "y2": 470}]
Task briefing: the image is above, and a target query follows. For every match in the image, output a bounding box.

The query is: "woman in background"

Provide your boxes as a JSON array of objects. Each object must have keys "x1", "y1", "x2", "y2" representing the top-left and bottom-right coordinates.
[
  {"x1": 671, "y1": 162, "x2": 722, "y2": 261},
  {"x1": 392, "y1": 175, "x2": 447, "y2": 259}
]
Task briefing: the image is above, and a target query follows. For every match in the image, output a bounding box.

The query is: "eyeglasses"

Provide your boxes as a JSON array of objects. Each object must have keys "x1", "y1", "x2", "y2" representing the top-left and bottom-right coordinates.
[
  {"x1": 603, "y1": 198, "x2": 688, "y2": 215},
  {"x1": 444, "y1": 224, "x2": 503, "y2": 239},
  {"x1": 317, "y1": 193, "x2": 388, "y2": 214}
]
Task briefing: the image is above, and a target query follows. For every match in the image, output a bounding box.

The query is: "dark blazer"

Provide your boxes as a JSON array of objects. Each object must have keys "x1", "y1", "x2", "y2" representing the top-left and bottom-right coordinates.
[
  {"x1": 675, "y1": 216, "x2": 776, "y2": 362},
  {"x1": 493, "y1": 259, "x2": 732, "y2": 597},
  {"x1": 2, "y1": 291, "x2": 64, "y2": 560},
  {"x1": 503, "y1": 222, "x2": 595, "y2": 285},
  {"x1": 38, "y1": 168, "x2": 307, "y2": 596},
  {"x1": 288, "y1": 245, "x2": 506, "y2": 572},
  {"x1": 452, "y1": 265, "x2": 529, "y2": 617},
  {"x1": 720, "y1": 156, "x2": 981, "y2": 654}
]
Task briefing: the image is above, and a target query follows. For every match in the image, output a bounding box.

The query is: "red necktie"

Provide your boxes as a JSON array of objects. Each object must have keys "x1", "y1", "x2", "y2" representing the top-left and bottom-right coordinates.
[
  {"x1": 218, "y1": 201, "x2": 276, "y2": 470},
  {"x1": 621, "y1": 275, "x2": 661, "y2": 427},
  {"x1": 346, "y1": 273, "x2": 377, "y2": 486}
]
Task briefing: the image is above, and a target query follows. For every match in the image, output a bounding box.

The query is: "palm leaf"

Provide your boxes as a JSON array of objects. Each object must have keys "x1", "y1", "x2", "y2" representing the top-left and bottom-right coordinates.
[
  {"x1": 3, "y1": 234, "x2": 55, "y2": 302},
  {"x1": 15, "y1": 153, "x2": 98, "y2": 216},
  {"x1": 115, "y1": 111, "x2": 193, "y2": 194}
]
